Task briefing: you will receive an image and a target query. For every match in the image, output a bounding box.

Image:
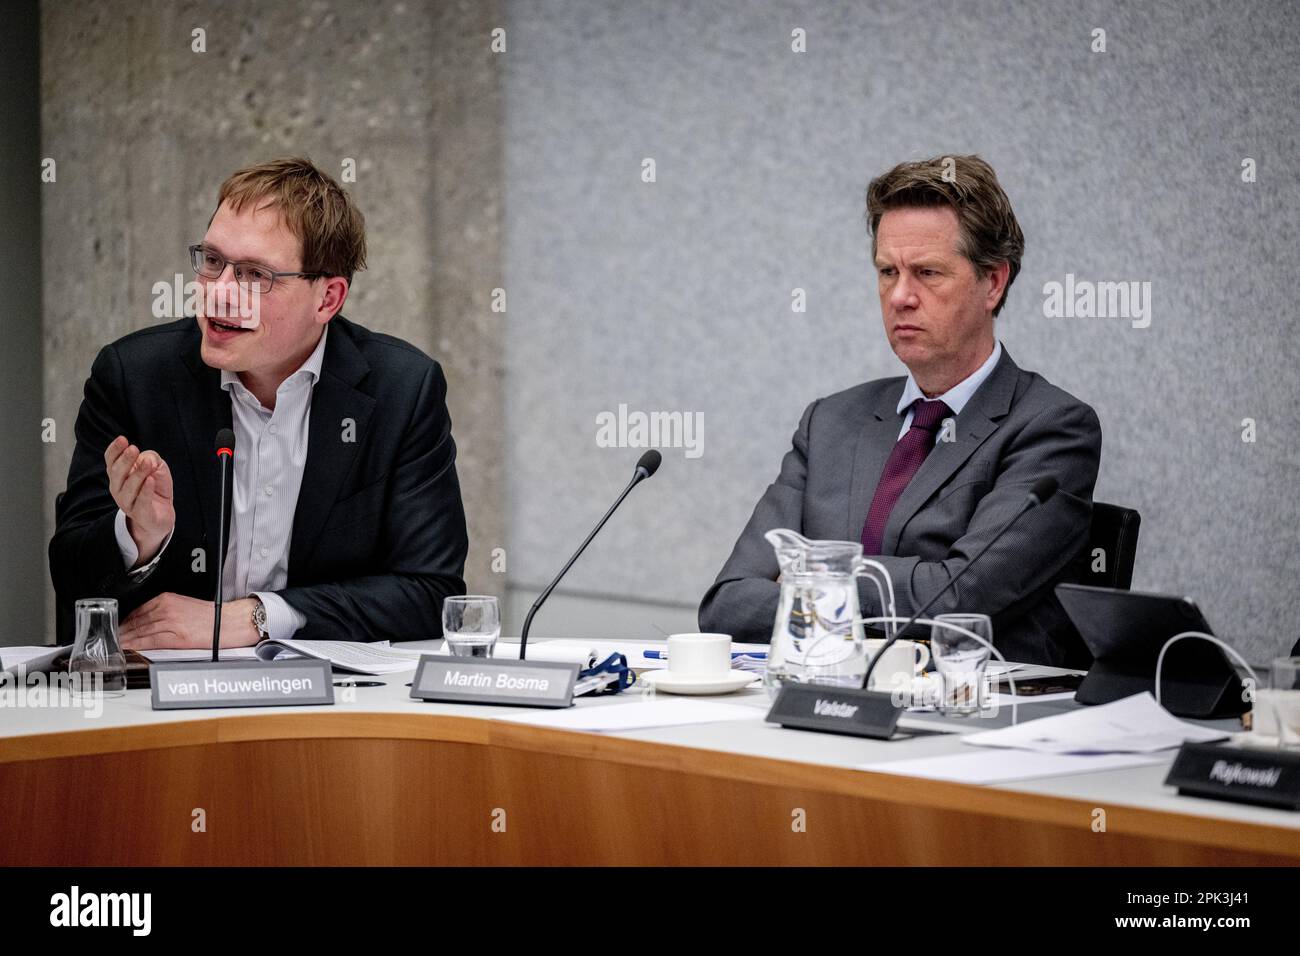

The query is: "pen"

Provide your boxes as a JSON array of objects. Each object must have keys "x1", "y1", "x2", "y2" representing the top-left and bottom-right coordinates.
[{"x1": 642, "y1": 650, "x2": 767, "y2": 661}]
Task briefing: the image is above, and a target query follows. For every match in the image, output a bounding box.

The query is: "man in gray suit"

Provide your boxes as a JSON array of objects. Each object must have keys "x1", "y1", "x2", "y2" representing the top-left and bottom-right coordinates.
[{"x1": 699, "y1": 155, "x2": 1101, "y2": 667}]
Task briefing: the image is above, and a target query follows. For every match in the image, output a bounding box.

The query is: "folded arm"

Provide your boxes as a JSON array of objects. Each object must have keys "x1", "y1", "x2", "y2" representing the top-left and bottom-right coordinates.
[
  {"x1": 857, "y1": 400, "x2": 1101, "y2": 630},
  {"x1": 698, "y1": 400, "x2": 817, "y2": 643}
]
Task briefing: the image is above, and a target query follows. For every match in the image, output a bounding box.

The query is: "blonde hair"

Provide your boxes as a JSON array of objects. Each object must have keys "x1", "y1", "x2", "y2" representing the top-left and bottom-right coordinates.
[{"x1": 215, "y1": 157, "x2": 367, "y2": 281}]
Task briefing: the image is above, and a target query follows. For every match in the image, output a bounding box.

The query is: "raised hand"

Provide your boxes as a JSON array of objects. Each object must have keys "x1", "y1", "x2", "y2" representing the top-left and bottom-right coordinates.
[{"x1": 104, "y1": 435, "x2": 176, "y2": 567}]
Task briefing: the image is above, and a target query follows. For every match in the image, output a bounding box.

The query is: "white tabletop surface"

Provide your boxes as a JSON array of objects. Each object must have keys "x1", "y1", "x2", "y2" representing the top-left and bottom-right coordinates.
[{"x1": 3, "y1": 638, "x2": 1296, "y2": 834}]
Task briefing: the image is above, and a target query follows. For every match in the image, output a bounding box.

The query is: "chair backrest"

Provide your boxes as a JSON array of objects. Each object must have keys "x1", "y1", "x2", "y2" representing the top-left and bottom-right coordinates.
[
  {"x1": 53, "y1": 492, "x2": 72, "y2": 645},
  {"x1": 1084, "y1": 501, "x2": 1141, "y2": 590}
]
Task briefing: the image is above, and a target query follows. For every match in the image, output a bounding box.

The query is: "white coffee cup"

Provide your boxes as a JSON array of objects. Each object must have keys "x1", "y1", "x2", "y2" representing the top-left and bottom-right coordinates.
[
  {"x1": 667, "y1": 633, "x2": 732, "y2": 678},
  {"x1": 863, "y1": 638, "x2": 930, "y2": 690}
]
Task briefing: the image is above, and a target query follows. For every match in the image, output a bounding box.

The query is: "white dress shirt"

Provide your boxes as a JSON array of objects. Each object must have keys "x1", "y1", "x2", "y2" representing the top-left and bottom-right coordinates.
[
  {"x1": 115, "y1": 325, "x2": 329, "y2": 641},
  {"x1": 895, "y1": 339, "x2": 1003, "y2": 439}
]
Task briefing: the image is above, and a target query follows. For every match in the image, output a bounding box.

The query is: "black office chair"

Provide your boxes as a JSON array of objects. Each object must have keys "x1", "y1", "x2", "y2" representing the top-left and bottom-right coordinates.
[
  {"x1": 1055, "y1": 501, "x2": 1141, "y2": 670},
  {"x1": 52, "y1": 492, "x2": 72, "y2": 645},
  {"x1": 1082, "y1": 501, "x2": 1141, "y2": 591}
]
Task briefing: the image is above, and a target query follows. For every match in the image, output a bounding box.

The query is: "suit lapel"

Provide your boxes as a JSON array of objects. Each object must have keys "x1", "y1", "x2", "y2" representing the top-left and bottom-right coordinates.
[
  {"x1": 176, "y1": 328, "x2": 234, "y2": 570},
  {"x1": 880, "y1": 347, "x2": 1021, "y2": 554},
  {"x1": 288, "y1": 321, "x2": 375, "y2": 580},
  {"x1": 846, "y1": 380, "x2": 908, "y2": 541}
]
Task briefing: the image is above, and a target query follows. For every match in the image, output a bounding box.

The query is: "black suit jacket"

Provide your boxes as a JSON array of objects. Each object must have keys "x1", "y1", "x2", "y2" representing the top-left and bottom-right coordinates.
[
  {"x1": 699, "y1": 348, "x2": 1102, "y2": 667},
  {"x1": 50, "y1": 316, "x2": 469, "y2": 645}
]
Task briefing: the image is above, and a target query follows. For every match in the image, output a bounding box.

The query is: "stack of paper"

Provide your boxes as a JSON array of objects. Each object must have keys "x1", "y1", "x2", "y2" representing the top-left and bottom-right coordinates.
[
  {"x1": 490, "y1": 641, "x2": 597, "y2": 668},
  {"x1": 254, "y1": 638, "x2": 423, "y2": 675},
  {"x1": 0, "y1": 645, "x2": 64, "y2": 675},
  {"x1": 495, "y1": 638, "x2": 769, "y2": 671},
  {"x1": 139, "y1": 648, "x2": 259, "y2": 662},
  {"x1": 962, "y1": 692, "x2": 1229, "y2": 754}
]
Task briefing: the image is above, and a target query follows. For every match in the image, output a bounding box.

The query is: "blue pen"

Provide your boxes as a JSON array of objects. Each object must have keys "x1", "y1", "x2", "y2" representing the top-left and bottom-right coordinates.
[{"x1": 643, "y1": 650, "x2": 766, "y2": 660}]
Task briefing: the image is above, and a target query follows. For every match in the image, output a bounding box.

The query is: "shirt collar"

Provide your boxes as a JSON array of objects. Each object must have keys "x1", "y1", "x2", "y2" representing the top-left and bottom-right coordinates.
[
  {"x1": 896, "y1": 339, "x2": 1003, "y2": 418},
  {"x1": 221, "y1": 324, "x2": 330, "y2": 396}
]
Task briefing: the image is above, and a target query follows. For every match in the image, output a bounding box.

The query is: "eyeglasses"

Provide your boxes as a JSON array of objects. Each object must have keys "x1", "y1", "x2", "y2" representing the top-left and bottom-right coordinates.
[{"x1": 188, "y1": 243, "x2": 327, "y2": 294}]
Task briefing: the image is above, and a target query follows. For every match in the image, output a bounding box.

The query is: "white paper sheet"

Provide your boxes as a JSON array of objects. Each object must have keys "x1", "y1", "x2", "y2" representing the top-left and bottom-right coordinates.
[
  {"x1": 859, "y1": 749, "x2": 1166, "y2": 784},
  {"x1": 963, "y1": 692, "x2": 1229, "y2": 754},
  {"x1": 139, "y1": 647, "x2": 260, "y2": 662},
  {"x1": 489, "y1": 641, "x2": 597, "y2": 668},
  {"x1": 989, "y1": 691, "x2": 1079, "y2": 706},
  {"x1": 0, "y1": 645, "x2": 64, "y2": 673},
  {"x1": 495, "y1": 638, "x2": 769, "y2": 671},
  {"x1": 490, "y1": 698, "x2": 765, "y2": 732},
  {"x1": 986, "y1": 662, "x2": 1026, "y2": 676},
  {"x1": 256, "y1": 638, "x2": 422, "y2": 675}
]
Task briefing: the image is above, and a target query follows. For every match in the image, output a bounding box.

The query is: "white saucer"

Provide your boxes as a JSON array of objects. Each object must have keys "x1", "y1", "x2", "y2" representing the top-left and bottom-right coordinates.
[{"x1": 640, "y1": 669, "x2": 759, "y2": 695}]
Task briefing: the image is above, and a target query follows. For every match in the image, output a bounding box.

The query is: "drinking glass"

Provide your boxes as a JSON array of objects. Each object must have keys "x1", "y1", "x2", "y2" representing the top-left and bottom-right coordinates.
[
  {"x1": 70, "y1": 598, "x2": 126, "y2": 698},
  {"x1": 1268, "y1": 656, "x2": 1300, "y2": 749},
  {"x1": 931, "y1": 613, "x2": 993, "y2": 716},
  {"x1": 442, "y1": 596, "x2": 501, "y2": 658}
]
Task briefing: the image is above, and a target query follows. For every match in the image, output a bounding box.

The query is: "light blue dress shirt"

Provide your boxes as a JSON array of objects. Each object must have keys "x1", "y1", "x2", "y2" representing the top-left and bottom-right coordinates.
[{"x1": 894, "y1": 340, "x2": 1003, "y2": 439}]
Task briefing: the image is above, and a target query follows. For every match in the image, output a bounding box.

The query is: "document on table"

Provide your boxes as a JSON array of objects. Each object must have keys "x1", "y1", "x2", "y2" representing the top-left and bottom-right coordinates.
[
  {"x1": 0, "y1": 645, "x2": 64, "y2": 674},
  {"x1": 490, "y1": 641, "x2": 598, "y2": 668},
  {"x1": 963, "y1": 692, "x2": 1229, "y2": 754},
  {"x1": 139, "y1": 647, "x2": 260, "y2": 662},
  {"x1": 989, "y1": 691, "x2": 1080, "y2": 706},
  {"x1": 140, "y1": 641, "x2": 420, "y2": 674},
  {"x1": 490, "y1": 699, "x2": 765, "y2": 732},
  {"x1": 859, "y1": 750, "x2": 1166, "y2": 784},
  {"x1": 494, "y1": 638, "x2": 769, "y2": 670},
  {"x1": 255, "y1": 638, "x2": 423, "y2": 675}
]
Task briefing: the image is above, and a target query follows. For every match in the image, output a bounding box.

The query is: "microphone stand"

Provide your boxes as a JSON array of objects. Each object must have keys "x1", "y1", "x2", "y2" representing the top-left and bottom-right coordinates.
[
  {"x1": 859, "y1": 486, "x2": 1052, "y2": 689},
  {"x1": 211, "y1": 445, "x2": 232, "y2": 663},
  {"x1": 519, "y1": 463, "x2": 654, "y2": 660}
]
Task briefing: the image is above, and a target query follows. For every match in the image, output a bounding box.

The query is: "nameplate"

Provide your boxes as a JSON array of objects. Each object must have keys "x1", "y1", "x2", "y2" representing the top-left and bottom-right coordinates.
[
  {"x1": 150, "y1": 659, "x2": 335, "y2": 710},
  {"x1": 765, "y1": 683, "x2": 905, "y2": 739},
  {"x1": 409, "y1": 655, "x2": 577, "y2": 708},
  {"x1": 1164, "y1": 741, "x2": 1300, "y2": 811}
]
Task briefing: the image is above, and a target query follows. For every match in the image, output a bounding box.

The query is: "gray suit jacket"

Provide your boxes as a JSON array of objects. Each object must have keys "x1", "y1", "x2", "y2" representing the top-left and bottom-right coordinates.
[{"x1": 698, "y1": 347, "x2": 1102, "y2": 666}]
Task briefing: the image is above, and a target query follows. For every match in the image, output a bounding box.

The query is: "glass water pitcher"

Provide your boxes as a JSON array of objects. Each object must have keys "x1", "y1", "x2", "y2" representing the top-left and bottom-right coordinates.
[{"x1": 763, "y1": 529, "x2": 875, "y2": 695}]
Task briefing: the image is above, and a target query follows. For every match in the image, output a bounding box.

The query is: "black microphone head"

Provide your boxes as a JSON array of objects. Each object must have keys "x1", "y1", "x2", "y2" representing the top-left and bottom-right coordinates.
[
  {"x1": 215, "y1": 428, "x2": 236, "y2": 456},
  {"x1": 635, "y1": 449, "x2": 662, "y2": 479},
  {"x1": 1029, "y1": 476, "x2": 1058, "y2": 505}
]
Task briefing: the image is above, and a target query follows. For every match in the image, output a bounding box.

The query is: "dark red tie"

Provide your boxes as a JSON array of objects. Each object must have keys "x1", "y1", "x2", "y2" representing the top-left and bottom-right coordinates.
[{"x1": 860, "y1": 398, "x2": 952, "y2": 555}]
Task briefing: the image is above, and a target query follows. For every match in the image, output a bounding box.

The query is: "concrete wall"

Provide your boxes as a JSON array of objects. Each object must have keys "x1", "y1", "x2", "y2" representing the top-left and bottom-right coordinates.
[
  {"x1": 32, "y1": 0, "x2": 1300, "y2": 666},
  {"x1": 39, "y1": 0, "x2": 505, "y2": 643},
  {"x1": 501, "y1": 0, "x2": 1300, "y2": 665}
]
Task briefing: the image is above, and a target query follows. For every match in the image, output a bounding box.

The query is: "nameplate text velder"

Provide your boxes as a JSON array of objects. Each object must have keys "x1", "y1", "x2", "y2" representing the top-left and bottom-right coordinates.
[
  {"x1": 765, "y1": 683, "x2": 906, "y2": 739},
  {"x1": 150, "y1": 658, "x2": 335, "y2": 710},
  {"x1": 410, "y1": 655, "x2": 577, "y2": 708}
]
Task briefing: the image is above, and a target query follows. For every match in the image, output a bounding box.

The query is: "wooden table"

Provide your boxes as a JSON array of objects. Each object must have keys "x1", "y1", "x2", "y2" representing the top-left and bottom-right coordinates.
[{"x1": 3, "y1": 708, "x2": 1298, "y2": 866}]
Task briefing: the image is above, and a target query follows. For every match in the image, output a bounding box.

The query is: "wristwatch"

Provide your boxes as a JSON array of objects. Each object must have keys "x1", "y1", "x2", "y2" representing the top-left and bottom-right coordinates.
[{"x1": 251, "y1": 597, "x2": 270, "y2": 641}]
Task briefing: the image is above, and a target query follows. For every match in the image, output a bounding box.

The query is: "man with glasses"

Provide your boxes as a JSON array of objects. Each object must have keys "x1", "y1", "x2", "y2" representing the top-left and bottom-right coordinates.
[{"x1": 49, "y1": 157, "x2": 469, "y2": 648}]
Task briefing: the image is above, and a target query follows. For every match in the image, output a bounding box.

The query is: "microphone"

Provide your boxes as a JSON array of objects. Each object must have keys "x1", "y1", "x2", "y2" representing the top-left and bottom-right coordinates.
[
  {"x1": 518, "y1": 450, "x2": 662, "y2": 660},
  {"x1": 211, "y1": 428, "x2": 235, "y2": 663},
  {"x1": 859, "y1": 475, "x2": 1059, "y2": 690}
]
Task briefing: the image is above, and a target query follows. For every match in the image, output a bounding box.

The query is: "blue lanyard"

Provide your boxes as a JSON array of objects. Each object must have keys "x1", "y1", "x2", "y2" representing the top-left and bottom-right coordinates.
[{"x1": 578, "y1": 652, "x2": 637, "y2": 694}]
